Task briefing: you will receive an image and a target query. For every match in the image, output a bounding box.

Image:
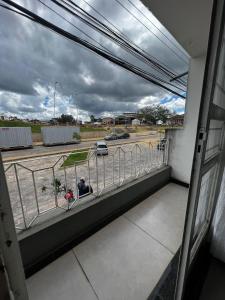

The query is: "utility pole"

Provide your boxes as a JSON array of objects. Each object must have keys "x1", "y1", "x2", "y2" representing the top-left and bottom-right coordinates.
[
  {"x1": 73, "y1": 91, "x2": 80, "y2": 125},
  {"x1": 53, "y1": 81, "x2": 58, "y2": 119}
]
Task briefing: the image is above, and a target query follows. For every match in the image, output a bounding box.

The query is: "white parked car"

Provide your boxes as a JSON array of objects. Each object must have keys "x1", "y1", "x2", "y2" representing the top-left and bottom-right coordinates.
[{"x1": 94, "y1": 141, "x2": 109, "y2": 155}]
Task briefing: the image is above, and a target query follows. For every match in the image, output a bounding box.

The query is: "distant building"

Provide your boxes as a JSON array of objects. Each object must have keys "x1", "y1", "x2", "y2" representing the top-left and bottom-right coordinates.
[
  {"x1": 49, "y1": 118, "x2": 59, "y2": 125},
  {"x1": 156, "y1": 120, "x2": 163, "y2": 125},
  {"x1": 93, "y1": 122, "x2": 102, "y2": 126},
  {"x1": 122, "y1": 112, "x2": 139, "y2": 124},
  {"x1": 132, "y1": 119, "x2": 141, "y2": 126},
  {"x1": 167, "y1": 114, "x2": 184, "y2": 126},
  {"x1": 102, "y1": 117, "x2": 114, "y2": 125},
  {"x1": 115, "y1": 115, "x2": 127, "y2": 125},
  {"x1": 123, "y1": 112, "x2": 138, "y2": 119},
  {"x1": 8, "y1": 116, "x2": 20, "y2": 121}
]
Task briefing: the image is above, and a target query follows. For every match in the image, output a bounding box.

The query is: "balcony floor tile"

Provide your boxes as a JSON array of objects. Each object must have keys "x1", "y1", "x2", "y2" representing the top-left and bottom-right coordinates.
[
  {"x1": 74, "y1": 216, "x2": 173, "y2": 300},
  {"x1": 124, "y1": 183, "x2": 188, "y2": 253},
  {"x1": 27, "y1": 183, "x2": 188, "y2": 300},
  {"x1": 26, "y1": 251, "x2": 98, "y2": 300}
]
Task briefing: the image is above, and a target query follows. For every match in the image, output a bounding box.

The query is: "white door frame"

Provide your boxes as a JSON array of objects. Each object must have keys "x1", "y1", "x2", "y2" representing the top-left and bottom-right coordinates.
[
  {"x1": 175, "y1": 1, "x2": 225, "y2": 299},
  {"x1": 0, "y1": 152, "x2": 28, "y2": 300}
]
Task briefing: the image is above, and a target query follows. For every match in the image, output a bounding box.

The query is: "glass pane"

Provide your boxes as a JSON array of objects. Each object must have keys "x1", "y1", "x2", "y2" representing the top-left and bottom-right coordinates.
[
  {"x1": 205, "y1": 120, "x2": 224, "y2": 161},
  {"x1": 213, "y1": 38, "x2": 225, "y2": 109},
  {"x1": 194, "y1": 165, "x2": 217, "y2": 240}
]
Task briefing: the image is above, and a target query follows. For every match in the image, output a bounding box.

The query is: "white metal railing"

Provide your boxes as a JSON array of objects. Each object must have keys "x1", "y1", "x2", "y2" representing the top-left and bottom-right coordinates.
[{"x1": 4, "y1": 141, "x2": 169, "y2": 231}]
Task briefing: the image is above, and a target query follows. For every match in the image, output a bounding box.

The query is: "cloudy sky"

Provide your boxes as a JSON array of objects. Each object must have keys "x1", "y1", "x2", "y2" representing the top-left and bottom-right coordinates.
[{"x1": 0, "y1": 0, "x2": 189, "y2": 121}]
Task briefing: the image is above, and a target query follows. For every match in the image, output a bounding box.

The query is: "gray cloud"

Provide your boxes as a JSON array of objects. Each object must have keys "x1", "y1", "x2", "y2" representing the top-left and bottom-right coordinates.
[{"x1": 0, "y1": 0, "x2": 188, "y2": 119}]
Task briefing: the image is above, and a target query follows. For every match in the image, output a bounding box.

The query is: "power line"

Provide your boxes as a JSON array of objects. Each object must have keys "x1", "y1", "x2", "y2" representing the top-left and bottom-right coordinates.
[
  {"x1": 0, "y1": 0, "x2": 186, "y2": 98},
  {"x1": 1, "y1": 1, "x2": 186, "y2": 94},
  {"x1": 54, "y1": 0, "x2": 186, "y2": 88},
  {"x1": 126, "y1": 0, "x2": 189, "y2": 59},
  {"x1": 79, "y1": 0, "x2": 185, "y2": 80},
  {"x1": 52, "y1": 0, "x2": 185, "y2": 91},
  {"x1": 114, "y1": 0, "x2": 188, "y2": 64},
  {"x1": 44, "y1": 0, "x2": 176, "y2": 91},
  {"x1": 38, "y1": 0, "x2": 111, "y2": 53}
]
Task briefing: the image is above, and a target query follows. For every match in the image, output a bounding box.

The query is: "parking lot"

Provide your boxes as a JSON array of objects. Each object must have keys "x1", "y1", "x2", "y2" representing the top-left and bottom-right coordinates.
[{"x1": 4, "y1": 140, "x2": 167, "y2": 230}]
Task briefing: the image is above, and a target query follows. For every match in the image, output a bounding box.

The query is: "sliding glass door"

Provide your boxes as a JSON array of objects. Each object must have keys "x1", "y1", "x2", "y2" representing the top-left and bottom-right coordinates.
[{"x1": 176, "y1": 1, "x2": 225, "y2": 299}]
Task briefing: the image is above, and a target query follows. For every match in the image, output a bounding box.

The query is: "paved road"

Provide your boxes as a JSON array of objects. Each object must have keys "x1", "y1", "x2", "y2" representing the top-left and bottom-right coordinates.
[
  {"x1": 5, "y1": 141, "x2": 164, "y2": 229},
  {"x1": 1, "y1": 133, "x2": 161, "y2": 162}
]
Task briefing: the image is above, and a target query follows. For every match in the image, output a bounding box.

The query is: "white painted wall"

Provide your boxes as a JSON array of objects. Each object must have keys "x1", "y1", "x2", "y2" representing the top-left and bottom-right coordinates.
[{"x1": 166, "y1": 56, "x2": 206, "y2": 183}]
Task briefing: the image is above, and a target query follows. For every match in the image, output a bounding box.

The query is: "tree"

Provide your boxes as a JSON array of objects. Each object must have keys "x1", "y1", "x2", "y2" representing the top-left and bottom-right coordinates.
[
  {"x1": 138, "y1": 105, "x2": 170, "y2": 125},
  {"x1": 89, "y1": 115, "x2": 96, "y2": 123},
  {"x1": 57, "y1": 114, "x2": 75, "y2": 124}
]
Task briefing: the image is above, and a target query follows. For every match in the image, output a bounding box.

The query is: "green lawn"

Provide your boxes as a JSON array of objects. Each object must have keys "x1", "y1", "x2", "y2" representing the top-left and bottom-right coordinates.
[
  {"x1": 0, "y1": 120, "x2": 42, "y2": 133},
  {"x1": 0, "y1": 120, "x2": 107, "y2": 134},
  {"x1": 80, "y1": 126, "x2": 106, "y2": 132},
  {"x1": 62, "y1": 149, "x2": 89, "y2": 167}
]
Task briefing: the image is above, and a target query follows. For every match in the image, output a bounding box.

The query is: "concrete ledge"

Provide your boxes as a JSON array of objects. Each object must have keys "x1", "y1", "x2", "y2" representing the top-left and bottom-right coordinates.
[{"x1": 19, "y1": 166, "x2": 171, "y2": 277}]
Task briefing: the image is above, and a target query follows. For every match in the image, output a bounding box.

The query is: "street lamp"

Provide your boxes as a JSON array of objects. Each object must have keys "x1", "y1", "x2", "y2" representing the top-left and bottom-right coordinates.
[
  {"x1": 72, "y1": 91, "x2": 81, "y2": 125},
  {"x1": 53, "y1": 81, "x2": 59, "y2": 119}
]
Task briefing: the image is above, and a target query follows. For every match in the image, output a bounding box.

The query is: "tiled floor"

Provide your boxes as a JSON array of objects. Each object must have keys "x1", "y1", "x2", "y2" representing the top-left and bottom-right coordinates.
[{"x1": 27, "y1": 183, "x2": 188, "y2": 300}]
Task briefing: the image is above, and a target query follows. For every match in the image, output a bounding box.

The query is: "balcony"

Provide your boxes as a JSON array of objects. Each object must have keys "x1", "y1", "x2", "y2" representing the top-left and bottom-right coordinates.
[
  {"x1": 1, "y1": 139, "x2": 189, "y2": 299},
  {"x1": 26, "y1": 182, "x2": 188, "y2": 300}
]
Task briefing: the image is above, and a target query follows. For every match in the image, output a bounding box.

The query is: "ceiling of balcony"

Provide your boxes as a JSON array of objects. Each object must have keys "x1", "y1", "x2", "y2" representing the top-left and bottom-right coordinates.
[{"x1": 141, "y1": 0, "x2": 213, "y2": 57}]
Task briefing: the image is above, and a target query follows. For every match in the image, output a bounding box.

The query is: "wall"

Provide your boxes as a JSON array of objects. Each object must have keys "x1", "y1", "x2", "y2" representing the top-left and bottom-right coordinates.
[
  {"x1": 18, "y1": 166, "x2": 171, "y2": 276},
  {"x1": 166, "y1": 55, "x2": 206, "y2": 184}
]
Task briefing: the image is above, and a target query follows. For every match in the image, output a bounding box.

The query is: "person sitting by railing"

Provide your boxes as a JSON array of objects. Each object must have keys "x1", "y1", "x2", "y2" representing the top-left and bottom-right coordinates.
[
  {"x1": 64, "y1": 189, "x2": 75, "y2": 203},
  {"x1": 77, "y1": 177, "x2": 93, "y2": 198}
]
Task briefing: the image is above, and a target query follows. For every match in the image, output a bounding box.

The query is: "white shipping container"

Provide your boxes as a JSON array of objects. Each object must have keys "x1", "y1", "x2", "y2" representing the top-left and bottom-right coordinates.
[
  {"x1": 41, "y1": 126, "x2": 80, "y2": 146},
  {"x1": 0, "y1": 127, "x2": 32, "y2": 149}
]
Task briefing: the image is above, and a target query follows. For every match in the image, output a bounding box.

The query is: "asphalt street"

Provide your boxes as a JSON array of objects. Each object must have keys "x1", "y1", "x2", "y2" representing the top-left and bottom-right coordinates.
[{"x1": 1, "y1": 133, "x2": 161, "y2": 162}]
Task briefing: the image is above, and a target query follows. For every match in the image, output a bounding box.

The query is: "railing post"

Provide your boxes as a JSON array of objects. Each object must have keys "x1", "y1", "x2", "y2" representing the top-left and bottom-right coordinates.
[
  {"x1": 32, "y1": 171, "x2": 40, "y2": 215},
  {"x1": 74, "y1": 164, "x2": 78, "y2": 199},
  {"x1": 130, "y1": 151, "x2": 132, "y2": 177},
  {"x1": 103, "y1": 155, "x2": 106, "y2": 189},
  {"x1": 52, "y1": 168, "x2": 58, "y2": 207},
  {"x1": 112, "y1": 155, "x2": 115, "y2": 185},
  {"x1": 165, "y1": 139, "x2": 170, "y2": 165},
  {"x1": 118, "y1": 147, "x2": 121, "y2": 185},
  {"x1": 149, "y1": 142, "x2": 153, "y2": 170},
  {"x1": 96, "y1": 155, "x2": 99, "y2": 195},
  {"x1": 134, "y1": 145, "x2": 137, "y2": 177},
  {"x1": 88, "y1": 159, "x2": 91, "y2": 191},
  {"x1": 123, "y1": 150, "x2": 125, "y2": 181},
  {"x1": 63, "y1": 155, "x2": 68, "y2": 191},
  {"x1": 14, "y1": 164, "x2": 27, "y2": 229},
  {"x1": 62, "y1": 156, "x2": 69, "y2": 210}
]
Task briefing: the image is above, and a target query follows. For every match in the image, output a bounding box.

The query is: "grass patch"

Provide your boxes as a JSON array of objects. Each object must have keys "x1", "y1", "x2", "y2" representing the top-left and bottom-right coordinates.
[
  {"x1": 0, "y1": 120, "x2": 42, "y2": 133},
  {"x1": 62, "y1": 148, "x2": 89, "y2": 167},
  {"x1": 80, "y1": 126, "x2": 106, "y2": 132}
]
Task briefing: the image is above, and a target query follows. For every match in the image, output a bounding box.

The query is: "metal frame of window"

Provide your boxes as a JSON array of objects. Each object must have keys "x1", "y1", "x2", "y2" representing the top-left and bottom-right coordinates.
[
  {"x1": 0, "y1": 152, "x2": 28, "y2": 300},
  {"x1": 175, "y1": 1, "x2": 225, "y2": 299}
]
